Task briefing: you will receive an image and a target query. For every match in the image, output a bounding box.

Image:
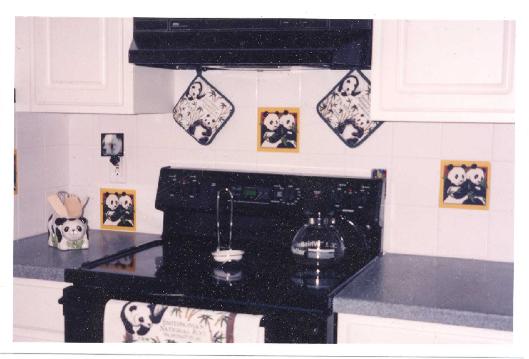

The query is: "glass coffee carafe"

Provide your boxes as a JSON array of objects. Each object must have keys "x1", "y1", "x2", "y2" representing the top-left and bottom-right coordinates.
[{"x1": 291, "y1": 211, "x2": 345, "y2": 266}]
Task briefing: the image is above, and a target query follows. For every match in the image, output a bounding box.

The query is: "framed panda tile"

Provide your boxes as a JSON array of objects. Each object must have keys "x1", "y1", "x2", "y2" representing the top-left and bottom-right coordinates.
[
  {"x1": 100, "y1": 188, "x2": 137, "y2": 231},
  {"x1": 172, "y1": 72, "x2": 235, "y2": 146},
  {"x1": 317, "y1": 69, "x2": 382, "y2": 148},
  {"x1": 257, "y1": 107, "x2": 300, "y2": 152},
  {"x1": 439, "y1": 160, "x2": 491, "y2": 210}
]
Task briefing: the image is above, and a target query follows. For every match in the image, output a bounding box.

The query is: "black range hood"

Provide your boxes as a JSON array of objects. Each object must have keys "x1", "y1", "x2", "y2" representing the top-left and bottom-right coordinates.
[{"x1": 129, "y1": 18, "x2": 372, "y2": 70}]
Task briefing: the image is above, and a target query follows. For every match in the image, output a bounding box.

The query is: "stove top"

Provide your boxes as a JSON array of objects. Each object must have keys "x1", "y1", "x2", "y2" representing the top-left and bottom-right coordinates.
[{"x1": 65, "y1": 167, "x2": 384, "y2": 316}]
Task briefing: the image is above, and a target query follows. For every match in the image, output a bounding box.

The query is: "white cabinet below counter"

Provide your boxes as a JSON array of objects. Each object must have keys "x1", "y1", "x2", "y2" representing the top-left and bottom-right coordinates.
[
  {"x1": 337, "y1": 313, "x2": 512, "y2": 344},
  {"x1": 371, "y1": 20, "x2": 515, "y2": 123},
  {"x1": 13, "y1": 278, "x2": 69, "y2": 342},
  {"x1": 15, "y1": 17, "x2": 174, "y2": 114}
]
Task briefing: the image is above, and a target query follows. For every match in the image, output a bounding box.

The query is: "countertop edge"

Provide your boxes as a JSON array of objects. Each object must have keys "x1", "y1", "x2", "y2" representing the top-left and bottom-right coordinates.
[
  {"x1": 333, "y1": 298, "x2": 513, "y2": 332},
  {"x1": 13, "y1": 264, "x2": 65, "y2": 282}
]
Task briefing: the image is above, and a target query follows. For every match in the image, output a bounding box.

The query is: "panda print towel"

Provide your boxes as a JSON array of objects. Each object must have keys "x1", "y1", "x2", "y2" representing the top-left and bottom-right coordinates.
[
  {"x1": 317, "y1": 69, "x2": 382, "y2": 148},
  {"x1": 173, "y1": 73, "x2": 235, "y2": 146},
  {"x1": 103, "y1": 300, "x2": 264, "y2": 343}
]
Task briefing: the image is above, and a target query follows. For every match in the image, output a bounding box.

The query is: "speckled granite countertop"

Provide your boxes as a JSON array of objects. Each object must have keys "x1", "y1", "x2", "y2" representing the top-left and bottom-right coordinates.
[
  {"x1": 14, "y1": 234, "x2": 513, "y2": 331},
  {"x1": 13, "y1": 230, "x2": 160, "y2": 281},
  {"x1": 333, "y1": 253, "x2": 513, "y2": 331}
]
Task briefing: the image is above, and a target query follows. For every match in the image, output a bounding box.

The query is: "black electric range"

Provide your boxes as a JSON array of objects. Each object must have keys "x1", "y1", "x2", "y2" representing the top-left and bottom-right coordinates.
[{"x1": 62, "y1": 167, "x2": 385, "y2": 343}]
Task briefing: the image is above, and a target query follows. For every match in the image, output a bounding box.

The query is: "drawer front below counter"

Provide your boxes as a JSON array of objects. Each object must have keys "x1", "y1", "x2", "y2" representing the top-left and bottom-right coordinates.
[
  {"x1": 337, "y1": 313, "x2": 512, "y2": 344},
  {"x1": 14, "y1": 278, "x2": 69, "y2": 342}
]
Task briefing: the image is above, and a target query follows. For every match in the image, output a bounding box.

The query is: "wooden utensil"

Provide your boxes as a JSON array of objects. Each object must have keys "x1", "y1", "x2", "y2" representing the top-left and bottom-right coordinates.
[
  {"x1": 63, "y1": 194, "x2": 83, "y2": 218},
  {"x1": 47, "y1": 194, "x2": 68, "y2": 218}
]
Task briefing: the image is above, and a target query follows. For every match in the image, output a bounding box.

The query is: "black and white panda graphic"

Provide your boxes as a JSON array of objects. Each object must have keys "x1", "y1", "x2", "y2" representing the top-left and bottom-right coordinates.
[
  {"x1": 118, "y1": 193, "x2": 134, "y2": 227},
  {"x1": 260, "y1": 111, "x2": 283, "y2": 148},
  {"x1": 278, "y1": 112, "x2": 297, "y2": 148},
  {"x1": 120, "y1": 302, "x2": 167, "y2": 336},
  {"x1": 47, "y1": 215, "x2": 89, "y2": 250},
  {"x1": 463, "y1": 164, "x2": 487, "y2": 205},
  {"x1": 103, "y1": 192, "x2": 120, "y2": 225},
  {"x1": 443, "y1": 164, "x2": 469, "y2": 204}
]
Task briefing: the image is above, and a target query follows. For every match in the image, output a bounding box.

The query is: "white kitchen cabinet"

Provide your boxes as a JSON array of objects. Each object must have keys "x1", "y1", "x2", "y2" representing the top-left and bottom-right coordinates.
[
  {"x1": 15, "y1": 17, "x2": 174, "y2": 114},
  {"x1": 371, "y1": 20, "x2": 515, "y2": 123},
  {"x1": 13, "y1": 278, "x2": 69, "y2": 342},
  {"x1": 337, "y1": 313, "x2": 512, "y2": 344}
]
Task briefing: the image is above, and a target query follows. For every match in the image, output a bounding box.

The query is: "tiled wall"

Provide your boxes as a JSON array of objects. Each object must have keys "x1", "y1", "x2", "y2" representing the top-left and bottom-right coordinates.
[
  {"x1": 14, "y1": 69, "x2": 515, "y2": 262},
  {"x1": 14, "y1": 113, "x2": 70, "y2": 239}
]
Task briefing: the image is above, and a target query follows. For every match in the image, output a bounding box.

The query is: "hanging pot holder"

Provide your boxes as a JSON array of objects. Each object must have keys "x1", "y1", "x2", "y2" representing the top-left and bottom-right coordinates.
[
  {"x1": 317, "y1": 69, "x2": 383, "y2": 148},
  {"x1": 173, "y1": 71, "x2": 235, "y2": 146}
]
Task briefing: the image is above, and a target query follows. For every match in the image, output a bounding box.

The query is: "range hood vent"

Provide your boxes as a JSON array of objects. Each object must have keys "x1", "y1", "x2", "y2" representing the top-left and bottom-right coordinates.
[{"x1": 129, "y1": 18, "x2": 372, "y2": 70}]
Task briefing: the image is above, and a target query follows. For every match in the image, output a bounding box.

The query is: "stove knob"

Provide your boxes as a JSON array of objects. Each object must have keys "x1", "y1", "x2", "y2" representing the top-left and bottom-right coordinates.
[{"x1": 282, "y1": 187, "x2": 299, "y2": 205}]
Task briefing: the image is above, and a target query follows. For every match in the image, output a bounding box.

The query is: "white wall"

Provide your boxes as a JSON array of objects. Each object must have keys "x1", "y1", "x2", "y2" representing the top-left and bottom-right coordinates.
[{"x1": 14, "y1": 69, "x2": 514, "y2": 262}]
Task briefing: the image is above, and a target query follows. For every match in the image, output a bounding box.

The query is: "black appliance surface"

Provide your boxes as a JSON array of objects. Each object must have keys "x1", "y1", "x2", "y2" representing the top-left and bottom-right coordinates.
[
  {"x1": 129, "y1": 18, "x2": 372, "y2": 70},
  {"x1": 62, "y1": 167, "x2": 384, "y2": 343}
]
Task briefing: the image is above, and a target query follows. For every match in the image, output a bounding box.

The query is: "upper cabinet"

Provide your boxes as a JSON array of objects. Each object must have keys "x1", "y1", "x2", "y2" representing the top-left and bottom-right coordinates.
[
  {"x1": 371, "y1": 20, "x2": 515, "y2": 123},
  {"x1": 15, "y1": 17, "x2": 174, "y2": 114}
]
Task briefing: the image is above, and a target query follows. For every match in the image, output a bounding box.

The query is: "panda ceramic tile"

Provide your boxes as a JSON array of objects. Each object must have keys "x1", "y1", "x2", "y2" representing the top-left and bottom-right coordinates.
[
  {"x1": 317, "y1": 69, "x2": 382, "y2": 148},
  {"x1": 172, "y1": 73, "x2": 235, "y2": 146},
  {"x1": 101, "y1": 188, "x2": 137, "y2": 232},
  {"x1": 257, "y1": 107, "x2": 300, "y2": 152},
  {"x1": 439, "y1": 160, "x2": 491, "y2": 210}
]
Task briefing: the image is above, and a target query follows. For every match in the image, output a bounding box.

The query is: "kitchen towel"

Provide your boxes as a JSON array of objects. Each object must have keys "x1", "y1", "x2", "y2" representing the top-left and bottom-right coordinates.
[
  {"x1": 103, "y1": 300, "x2": 264, "y2": 343},
  {"x1": 172, "y1": 70, "x2": 235, "y2": 146},
  {"x1": 317, "y1": 69, "x2": 382, "y2": 148}
]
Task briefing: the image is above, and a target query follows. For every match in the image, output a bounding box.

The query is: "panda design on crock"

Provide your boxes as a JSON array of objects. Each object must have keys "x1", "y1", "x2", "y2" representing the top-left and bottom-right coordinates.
[
  {"x1": 47, "y1": 215, "x2": 89, "y2": 250},
  {"x1": 463, "y1": 164, "x2": 487, "y2": 205},
  {"x1": 120, "y1": 302, "x2": 168, "y2": 336},
  {"x1": 103, "y1": 192, "x2": 121, "y2": 225},
  {"x1": 260, "y1": 111, "x2": 283, "y2": 148},
  {"x1": 443, "y1": 165, "x2": 469, "y2": 204}
]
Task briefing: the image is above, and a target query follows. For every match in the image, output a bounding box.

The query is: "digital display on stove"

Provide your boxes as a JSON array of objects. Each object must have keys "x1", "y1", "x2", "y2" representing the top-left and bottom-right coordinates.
[{"x1": 242, "y1": 187, "x2": 257, "y2": 199}]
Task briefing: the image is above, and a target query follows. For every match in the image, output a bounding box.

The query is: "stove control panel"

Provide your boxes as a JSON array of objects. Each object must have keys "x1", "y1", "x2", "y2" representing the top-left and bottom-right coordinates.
[{"x1": 155, "y1": 167, "x2": 383, "y2": 221}]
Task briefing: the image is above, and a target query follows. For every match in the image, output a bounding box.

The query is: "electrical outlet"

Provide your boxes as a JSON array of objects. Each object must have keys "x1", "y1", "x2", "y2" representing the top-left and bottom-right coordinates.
[{"x1": 110, "y1": 158, "x2": 126, "y2": 183}]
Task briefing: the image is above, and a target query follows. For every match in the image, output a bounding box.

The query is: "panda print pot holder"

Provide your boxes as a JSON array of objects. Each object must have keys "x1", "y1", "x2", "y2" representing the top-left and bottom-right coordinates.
[
  {"x1": 173, "y1": 71, "x2": 235, "y2": 146},
  {"x1": 317, "y1": 69, "x2": 382, "y2": 148}
]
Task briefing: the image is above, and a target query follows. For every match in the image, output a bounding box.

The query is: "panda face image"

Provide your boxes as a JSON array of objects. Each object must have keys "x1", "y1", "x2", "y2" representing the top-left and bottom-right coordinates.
[
  {"x1": 202, "y1": 113, "x2": 218, "y2": 129},
  {"x1": 354, "y1": 114, "x2": 371, "y2": 130},
  {"x1": 339, "y1": 75, "x2": 359, "y2": 97},
  {"x1": 280, "y1": 113, "x2": 296, "y2": 130},
  {"x1": 124, "y1": 303, "x2": 153, "y2": 332},
  {"x1": 119, "y1": 194, "x2": 133, "y2": 210},
  {"x1": 466, "y1": 166, "x2": 485, "y2": 185},
  {"x1": 263, "y1": 112, "x2": 280, "y2": 131},
  {"x1": 120, "y1": 302, "x2": 168, "y2": 336},
  {"x1": 54, "y1": 217, "x2": 88, "y2": 242},
  {"x1": 106, "y1": 193, "x2": 119, "y2": 211},
  {"x1": 186, "y1": 82, "x2": 204, "y2": 101},
  {"x1": 447, "y1": 166, "x2": 466, "y2": 186}
]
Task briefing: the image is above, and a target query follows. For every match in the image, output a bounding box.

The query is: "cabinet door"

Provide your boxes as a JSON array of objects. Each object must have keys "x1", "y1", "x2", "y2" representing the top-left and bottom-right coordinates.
[
  {"x1": 371, "y1": 20, "x2": 515, "y2": 123},
  {"x1": 31, "y1": 17, "x2": 131, "y2": 112}
]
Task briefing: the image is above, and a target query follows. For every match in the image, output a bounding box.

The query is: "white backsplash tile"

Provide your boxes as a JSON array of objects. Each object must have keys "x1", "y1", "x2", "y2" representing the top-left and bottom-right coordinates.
[
  {"x1": 69, "y1": 146, "x2": 95, "y2": 186},
  {"x1": 438, "y1": 209, "x2": 489, "y2": 260},
  {"x1": 68, "y1": 114, "x2": 96, "y2": 146},
  {"x1": 441, "y1": 123, "x2": 493, "y2": 160},
  {"x1": 257, "y1": 71, "x2": 300, "y2": 106},
  {"x1": 299, "y1": 69, "x2": 349, "y2": 107},
  {"x1": 488, "y1": 211, "x2": 514, "y2": 262},
  {"x1": 15, "y1": 112, "x2": 45, "y2": 149},
  {"x1": 137, "y1": 113, "x2": 179, "y2": 149},
  {"x1": 388, "y1": 205, "x2": 438, "y2": 256},
  {"x1": 44, "y1": 146, "x2": 70, "y2": 188},
  {"x1": 489, "y1": 161, "x2": 514, "y2": 212},
  {"x1": 17, "y1": 148, "x2": 47, "y2": 192},
  {"x1": 391, "y1": 157, "x2": 440, "y2": 207},
  {"x1": 43, "y1": 115, "x2": 69, "y2": 147},
  {"x1": 17, "y1": 190, "x2": 46, "y2": 239},
  {"x1": 393, "y1": 122, "x2": 442, "y2": 158},
  {"x1": 492, "y1": 124, "x2": 515, "y2": 162}
]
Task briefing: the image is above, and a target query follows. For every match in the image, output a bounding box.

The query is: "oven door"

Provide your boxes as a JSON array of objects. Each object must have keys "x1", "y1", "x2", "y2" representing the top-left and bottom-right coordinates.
[{"x1": 60, "y1": 285, "x2": 336, "y2": 343}]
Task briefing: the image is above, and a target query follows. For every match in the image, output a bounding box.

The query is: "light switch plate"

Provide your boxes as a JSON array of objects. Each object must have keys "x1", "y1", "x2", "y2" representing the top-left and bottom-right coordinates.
[{"x1": 109, "y1": 158, "x2": 126, "y2": 183}]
